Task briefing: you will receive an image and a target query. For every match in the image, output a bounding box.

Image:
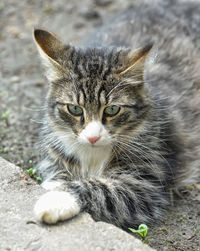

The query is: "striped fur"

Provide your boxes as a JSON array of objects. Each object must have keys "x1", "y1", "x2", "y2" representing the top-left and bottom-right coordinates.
[{"x1": 34, "y1": 0, "x2": 200, "y2": 229}]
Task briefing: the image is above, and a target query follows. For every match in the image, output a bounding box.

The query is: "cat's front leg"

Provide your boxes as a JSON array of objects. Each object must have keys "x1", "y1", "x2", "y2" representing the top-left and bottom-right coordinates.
[
  {"x1": 34, "y1": 176, "x2": 167, "y2": 228},
  {"x1": 34, "y1": 190, "x2": 81, "y2": 224}
]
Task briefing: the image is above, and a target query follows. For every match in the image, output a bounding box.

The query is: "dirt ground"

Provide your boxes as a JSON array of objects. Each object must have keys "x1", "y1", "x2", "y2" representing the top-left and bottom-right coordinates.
[{"x1": 0, "y1": 0, "x2": 199, "y2": 250}]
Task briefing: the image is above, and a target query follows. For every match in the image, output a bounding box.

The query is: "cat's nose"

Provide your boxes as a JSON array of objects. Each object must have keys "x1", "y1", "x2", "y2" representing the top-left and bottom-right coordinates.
[{"x1": 87, "y1": 136, "x2": 100, "y2": 144}]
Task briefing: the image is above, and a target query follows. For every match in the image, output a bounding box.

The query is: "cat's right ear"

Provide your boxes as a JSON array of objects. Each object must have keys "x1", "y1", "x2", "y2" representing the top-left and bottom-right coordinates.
[
  {"x1": 33, "y1": 29, "x2": 66, "y2": 82},
  {"x1": 117, "y1": 44, "x2": 153, "y2": 82}
]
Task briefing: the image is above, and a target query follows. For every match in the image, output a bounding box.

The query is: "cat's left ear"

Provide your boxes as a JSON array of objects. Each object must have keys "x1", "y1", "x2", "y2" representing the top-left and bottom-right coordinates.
[
  {"x1": 118, "y1": 44, "x2": 153, "y2": 80},
  {"x1": 33, "y1": 29, "x2": 66, "y2": 82}
]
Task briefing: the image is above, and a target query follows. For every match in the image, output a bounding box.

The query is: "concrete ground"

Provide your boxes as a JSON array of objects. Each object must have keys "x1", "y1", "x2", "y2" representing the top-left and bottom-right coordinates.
[{"x1": 0, "y1": 157, "x2": 155, "y2": 251}]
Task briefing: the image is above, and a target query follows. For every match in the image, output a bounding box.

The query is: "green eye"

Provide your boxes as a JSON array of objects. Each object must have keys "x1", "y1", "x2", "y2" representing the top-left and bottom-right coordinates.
[
  {"x1": 104, "y1": 105, "x2": 120, "y2": 117},
  {"x1": 67, "y1": 104, "x2": 83, "y2": 116}
]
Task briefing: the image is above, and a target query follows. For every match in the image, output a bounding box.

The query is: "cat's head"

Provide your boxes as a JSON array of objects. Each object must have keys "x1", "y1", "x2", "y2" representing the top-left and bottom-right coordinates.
[{"x1": 34, "y1": 29, "x2": 152, "y2": 151}]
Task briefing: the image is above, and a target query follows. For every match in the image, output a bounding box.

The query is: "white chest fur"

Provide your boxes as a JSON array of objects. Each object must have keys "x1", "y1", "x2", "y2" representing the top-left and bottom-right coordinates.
[{"x1": 55, "y1": 120, "x2": 112, "y2": 178}]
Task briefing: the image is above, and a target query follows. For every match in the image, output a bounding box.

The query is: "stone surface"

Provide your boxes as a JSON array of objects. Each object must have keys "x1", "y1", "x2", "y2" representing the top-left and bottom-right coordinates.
[{"x1": 0, "y1": 157, "x2": 155, "y2": 251}]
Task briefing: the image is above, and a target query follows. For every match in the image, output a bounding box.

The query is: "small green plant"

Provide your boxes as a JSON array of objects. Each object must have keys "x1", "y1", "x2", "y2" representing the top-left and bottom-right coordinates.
[
  {"x1": 0, "y1": 147, "x2": 8, "y2": 153},
  {"x1": 26, "y1": 167, "x2": 42, "y2": 182},
  {"x1": 129, "y1": 224, "x2": 149, "y2": 241},
  {"x1": 158, "y1": 227, "x2": 167, "y2": 232},
  {"x1": 0, "y1": 110, "x2": 10, "y2": 120},
  {"x1": 0, "y1": 110, "x2": 11, "y2": 127}
]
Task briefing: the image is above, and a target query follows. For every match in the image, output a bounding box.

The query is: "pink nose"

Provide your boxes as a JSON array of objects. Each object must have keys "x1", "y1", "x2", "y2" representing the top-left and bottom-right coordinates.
[{"x1": 87, "y1": 136, "x2": 100, "y2": 144}]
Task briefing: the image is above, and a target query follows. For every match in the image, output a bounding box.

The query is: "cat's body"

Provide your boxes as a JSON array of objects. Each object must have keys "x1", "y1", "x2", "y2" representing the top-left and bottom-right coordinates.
[{"x1": 34, "y1": 0, "x2": 200, "y2": 229}]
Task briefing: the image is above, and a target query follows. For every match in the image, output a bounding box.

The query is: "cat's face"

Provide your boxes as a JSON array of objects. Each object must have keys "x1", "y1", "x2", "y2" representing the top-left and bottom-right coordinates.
[{"x1": 34, "y1": 29, "x2": 152, "y2": 151}]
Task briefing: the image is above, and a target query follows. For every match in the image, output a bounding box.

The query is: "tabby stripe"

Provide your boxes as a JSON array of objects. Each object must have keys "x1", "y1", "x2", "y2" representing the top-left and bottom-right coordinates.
[
  {"x1": 112, "y1": 113, "x2": 131, "y2": 127},
  {"x1": 97, "y1": 86, "x2": 106, "y2": 109},
  {"x1": 79, "y1": 87, "x2": 87, "y2": 105}
]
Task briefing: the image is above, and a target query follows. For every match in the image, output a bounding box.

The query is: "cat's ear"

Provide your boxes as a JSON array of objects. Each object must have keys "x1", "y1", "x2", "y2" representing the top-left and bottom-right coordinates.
[
  {"x1": 33, "y1": 29, "x2": 66, "y2": 82},
  {"x1": 118, "y1": 44, "x2": 153, "y2": 80}
]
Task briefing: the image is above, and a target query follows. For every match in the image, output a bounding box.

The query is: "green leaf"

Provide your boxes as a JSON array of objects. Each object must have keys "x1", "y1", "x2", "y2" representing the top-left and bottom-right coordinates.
[
  {"x1": 129, "y1": 224, "x2": 149, "y2": 239},
  {"x1": 128, "y1": 228, "x2": 138, "y2": 233},
  {"x1": 35, "y1": 176, "x2": 42, "y2": 182},
  {"x1": 0, "y1": 110, "x2": 11, "y2": 120},
  {"x1": 26, "y1": 168, "x2": 36, "y2": 176},
  {"x1": 138, "y1": 224, "x2": 148, "y2": 237}
]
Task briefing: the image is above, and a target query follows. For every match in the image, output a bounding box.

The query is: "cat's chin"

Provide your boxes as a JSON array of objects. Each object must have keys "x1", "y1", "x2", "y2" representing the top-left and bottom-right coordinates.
[
  {"x1": 81, "y1": 144, "x2": 107, "y2": 151},
  {"x1": 78, "y1": 138, "x2": 111, "y2": 148},
  {"x1": 87, "y1": 144, "x2": 105, "y2": 149}
]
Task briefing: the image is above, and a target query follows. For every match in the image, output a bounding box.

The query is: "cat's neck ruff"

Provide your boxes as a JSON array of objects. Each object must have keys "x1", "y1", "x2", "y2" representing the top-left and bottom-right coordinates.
[
  {"x1": 55, "y1": 129, "x2": 112, "y2": 178},
  {"x1": 77, "y1": 144, "x2": 112, "y2": 178}
]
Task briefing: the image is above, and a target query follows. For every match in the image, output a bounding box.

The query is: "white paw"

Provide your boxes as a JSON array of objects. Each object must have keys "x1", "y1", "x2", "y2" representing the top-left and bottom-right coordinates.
[{"x1": 34, "y1": 191, "x2": 80, "y2": 224}]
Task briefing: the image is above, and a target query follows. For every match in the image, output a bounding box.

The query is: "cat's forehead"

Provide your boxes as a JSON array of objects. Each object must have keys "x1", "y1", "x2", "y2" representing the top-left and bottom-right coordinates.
[
  {"x1": 63, "y1": 48, "x2": 122, "y2": 105},
  {"x1": 67, "y1": 47, "x2": 122, "y2": 79},
  {"x1": 64, "y1": 76, "x2": 137, "y2": 109},
  {"x1": 51, "y1": 46, "x2": 146, "y2": 106}
]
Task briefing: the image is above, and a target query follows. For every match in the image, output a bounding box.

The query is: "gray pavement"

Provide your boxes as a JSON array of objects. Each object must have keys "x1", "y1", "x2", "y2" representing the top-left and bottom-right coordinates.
[{"x1": 0, "y1": 157, "x2": 155, "y2": 251}]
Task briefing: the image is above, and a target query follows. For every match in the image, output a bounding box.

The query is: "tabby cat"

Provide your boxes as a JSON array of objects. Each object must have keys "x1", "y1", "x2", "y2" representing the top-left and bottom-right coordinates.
[{"x1": 34, "y1": 0, "x2": 200, "y2": 229}]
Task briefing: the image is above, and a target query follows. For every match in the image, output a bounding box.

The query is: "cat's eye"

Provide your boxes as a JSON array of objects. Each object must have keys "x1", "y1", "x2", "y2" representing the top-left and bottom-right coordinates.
[
  {"x1": 104, "y1": 105, "x2": 120, "y2": 117},
  {"x1": 67, "y1": 104, "x2": 83, "y2": 116}
]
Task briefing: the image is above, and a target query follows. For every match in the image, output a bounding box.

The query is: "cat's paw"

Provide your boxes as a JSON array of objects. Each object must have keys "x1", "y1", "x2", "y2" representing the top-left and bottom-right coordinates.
[{"x1": 34, "y1": 191, "x2": 80, "y2": 224}]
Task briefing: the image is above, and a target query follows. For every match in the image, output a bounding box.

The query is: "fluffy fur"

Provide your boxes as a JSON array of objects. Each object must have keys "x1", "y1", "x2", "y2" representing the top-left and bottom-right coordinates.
[{"x1": 33, "y1": 0, "x2": 200, "y2": 229}]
